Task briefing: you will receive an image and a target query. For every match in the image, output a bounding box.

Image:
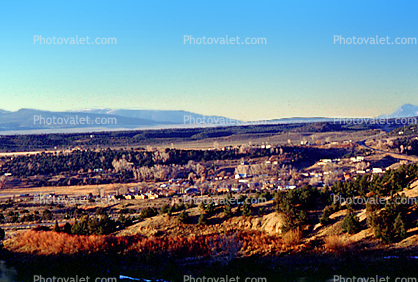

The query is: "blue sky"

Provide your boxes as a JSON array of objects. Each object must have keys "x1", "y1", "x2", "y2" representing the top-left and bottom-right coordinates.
[{"x1": 1, "y1": 0, "x2": 417, "y2": 120}]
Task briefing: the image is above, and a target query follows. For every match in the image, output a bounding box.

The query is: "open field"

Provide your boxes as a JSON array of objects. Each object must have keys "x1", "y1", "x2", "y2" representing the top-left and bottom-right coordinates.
[
  {"x1": 160, "y1": 130, "x2": 379, "y2": 150},
  {"x1": 0, "y1": 182, "x2": 141, "y2": 200}
]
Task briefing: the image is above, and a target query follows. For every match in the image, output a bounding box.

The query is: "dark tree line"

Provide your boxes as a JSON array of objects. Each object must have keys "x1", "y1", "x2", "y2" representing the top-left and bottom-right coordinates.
[{"x1": 1, "y1": 146, "x2": 347, "y2": 187}]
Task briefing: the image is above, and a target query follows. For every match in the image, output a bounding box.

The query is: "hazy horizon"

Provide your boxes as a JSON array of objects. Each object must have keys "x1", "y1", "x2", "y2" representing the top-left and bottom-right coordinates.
[
  {"x1": 1, "y1": 1, "x2": 418, "y2": 120},
  {"x1": 0, "y1": 106, "x2": 414, "y2": 121}
]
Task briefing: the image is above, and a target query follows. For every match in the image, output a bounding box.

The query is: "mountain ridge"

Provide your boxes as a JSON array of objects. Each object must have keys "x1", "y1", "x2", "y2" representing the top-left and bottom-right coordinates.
[{"x1": 0, "y1": 104, "x2": 417, "y2": 134}]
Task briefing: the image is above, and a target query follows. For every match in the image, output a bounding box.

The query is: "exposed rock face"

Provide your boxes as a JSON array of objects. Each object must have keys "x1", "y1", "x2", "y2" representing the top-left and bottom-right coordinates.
[{"x1": 258, "y1": 212, "x2": 285, "y2": 235}]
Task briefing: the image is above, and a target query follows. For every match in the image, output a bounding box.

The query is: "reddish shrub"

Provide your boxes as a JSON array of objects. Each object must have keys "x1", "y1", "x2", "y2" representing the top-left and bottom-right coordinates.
[{"x1": 9, "y1": 230, "x2": 283, "y2": 258}]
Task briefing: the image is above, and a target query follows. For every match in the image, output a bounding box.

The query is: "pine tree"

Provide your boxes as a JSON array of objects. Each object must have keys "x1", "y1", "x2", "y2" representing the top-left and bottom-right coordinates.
[
  {"x1": 394, "y1": 213, "x2": 406, "y2": 240},
  {"x1": 342, "y1": 211, "x2": 360, "y2": 234},
  {"x1": 320, "y1": 207, "x2": 330, "y2": 225},
  {"x1": 177, "y1": 210, "x2": 190, "y2": 224},
  {"x1": 53, "y1": 220, "x2": 60, "y2": 232},
  {"x1": 71, "y1": 216, "x2": 90, "y2": 235},
  {"x1": 242, "y1": 202, "x2": 252, "y2": 217},
  {"x1": 97, "y1": 213, "x2": 116, "y2": 235},
  {"x1": 223, "y1": 203, "x2": 233, "y2": 219}
]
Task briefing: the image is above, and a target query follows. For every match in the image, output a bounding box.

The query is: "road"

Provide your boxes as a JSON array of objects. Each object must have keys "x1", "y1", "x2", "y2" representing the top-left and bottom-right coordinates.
[
  {"x1": 0, "y1": 220, "x2": 74, "y2": 230},
  {"x1": 356, "y1": 132, "x2": 418, "y2": 162}
]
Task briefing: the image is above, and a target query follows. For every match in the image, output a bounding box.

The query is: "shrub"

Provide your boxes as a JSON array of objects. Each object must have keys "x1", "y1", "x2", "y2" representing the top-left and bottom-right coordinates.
[
  {"x1": 42, "y1": 209, "x2": 53, "y2": 221},
  {"x1": 20, "y1": 214, "x2": 35, "y2": 223},
  {"x1": 95, "y1": 207, "x2": 106, "y2": 215},
  {"x1": 205, "y1": 202, "x2": 215, "y2": 215},
  {"x1": 9, "y1": 230, "x2": 284, "y2": 258},
  {"x1": 139, "y1": 207, "x2": 157, "y2": 219},
  {"x1": 282, "y1": 229, "x2": 302, "y2": 248},
  {"x1": 70, "y1": 213, "x2": 116, "y2": 236},
  {"x1": 198, "y1": 213, "x2": 208, "y2": 225},
  {"x1": 324, "y1": 234, "x2": 350, "y2": 252},
  {"x1": 63, "y1": 222, "x2": 72, "y2": 234},
  {"x1": 320, "y1": 206, "x2": 331, "y2": 225},
  {"x1": 169, "y1": 203, "x2": 185, "y2": 213},
  {"x1": 199, "y1": 203, "x2": 206, "y2": 212},
  {"x1": 71, "y1": 216, "x2": 90, "y2": 235},
  {"x1": 159, "y1": 204, "x2": 170, "y2": 214},
  {"x1": 177, "y1": 210, "x2": 190, "y2": 224},
  {"x1": 117, "y1": 214, "x2": 133, "y2": 227}
]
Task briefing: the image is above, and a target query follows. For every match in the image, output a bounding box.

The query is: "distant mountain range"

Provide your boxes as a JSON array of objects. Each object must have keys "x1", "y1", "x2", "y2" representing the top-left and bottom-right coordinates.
[
  {"x1": 75, "y1": 109, "x2": 240, "y2": 125},
  {"x1": 378, "y1": 104, "x2": 418, "y2": 119},
  {"x1": 0, "y1": 108, "x2": 243, "y2": 134},
  {"x1": 0, "y1": 104, "x2": 416, "y2": 134}
]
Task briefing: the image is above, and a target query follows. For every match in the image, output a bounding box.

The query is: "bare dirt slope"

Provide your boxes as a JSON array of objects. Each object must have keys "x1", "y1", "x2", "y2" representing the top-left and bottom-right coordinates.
[{"x1": 116, "y1": 206, "x2": 285, "y2": 238}]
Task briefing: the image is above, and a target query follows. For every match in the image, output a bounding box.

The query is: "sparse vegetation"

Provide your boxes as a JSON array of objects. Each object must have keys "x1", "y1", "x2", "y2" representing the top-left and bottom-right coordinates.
[
  {"x1": 324, "y1": 234, "x2": 350, "y2": 252},
  {"x1": 177, "y1": 210, "x2": 190, "y2": 224}
]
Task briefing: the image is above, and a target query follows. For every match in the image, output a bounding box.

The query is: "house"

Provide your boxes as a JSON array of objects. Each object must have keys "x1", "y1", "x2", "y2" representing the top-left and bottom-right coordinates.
[
  {"x1": 231, "y1": 187, "x2": 241, "y2": 192},
  {"x1": 277, "y1": 185, "x2": 297, "y2": 191},
  {"x1": 317, "y1": 159, "x2": 333, "y2": 165},
  {"x1": 216, "y1": 188, "x2": 230, "y2": 193},
  {"x1": 235, "y1": 173, "x2": 247, "y2": 179},
  {"x1": 372, "y1": 168, "x2": 384, "y2": 174},
  {"x1": 351, "y1": 156, "x2": 365, "y2": 163}
]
